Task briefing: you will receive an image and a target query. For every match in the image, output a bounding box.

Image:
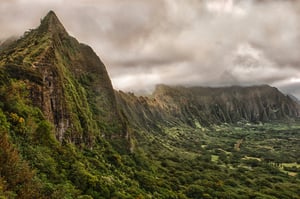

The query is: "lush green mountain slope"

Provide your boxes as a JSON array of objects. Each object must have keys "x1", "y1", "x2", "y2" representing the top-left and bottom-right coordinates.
[
  {"x1": 117, "y1": 84, "x2": 300, "y2": 129},
  {"x1": 0, "y1": 11, "x2": 300, "y2": 199},
  {"x1": 0, "y1": 11, "x2": 127, "y2": 146}
]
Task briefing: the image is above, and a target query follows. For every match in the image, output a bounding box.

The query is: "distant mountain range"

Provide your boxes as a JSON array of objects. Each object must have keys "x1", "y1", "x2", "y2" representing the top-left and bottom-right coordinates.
[{"x1": 117, "y1": 84, "x2": 300, "y2": 130}]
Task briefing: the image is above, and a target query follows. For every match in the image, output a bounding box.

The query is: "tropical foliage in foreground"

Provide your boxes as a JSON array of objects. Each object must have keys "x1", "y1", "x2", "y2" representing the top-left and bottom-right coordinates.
[{"x1": 0, "y1": 81, "x2": 299, "y2": 198}]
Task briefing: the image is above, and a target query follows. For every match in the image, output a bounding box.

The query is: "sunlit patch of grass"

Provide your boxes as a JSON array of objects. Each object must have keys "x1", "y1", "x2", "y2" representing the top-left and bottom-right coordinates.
[
  {"x1": 211, "y1": 155, "x2": 219, "y2": 162},
  {"x1": 282, "y1": 162, "x2": 300, "y2": 168},
  {"x1": 242, "y1": 156, "x2": 261, "y2": 161}
]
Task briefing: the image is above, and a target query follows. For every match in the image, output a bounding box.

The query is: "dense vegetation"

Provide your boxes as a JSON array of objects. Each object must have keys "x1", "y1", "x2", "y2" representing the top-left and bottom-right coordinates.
[
  {"x1": 135, "y1": 122, "x2": 300, "y2": 198},
  {"x1": 0, "y1": 79, "x2": 299, "y2": 198},
  {"x1": 0, "y1": 11, "x2": 300, "y2": 199}
]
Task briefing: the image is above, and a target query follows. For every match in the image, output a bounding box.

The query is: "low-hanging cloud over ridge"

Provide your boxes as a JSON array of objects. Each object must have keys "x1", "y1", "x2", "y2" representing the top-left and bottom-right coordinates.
[{"x1": 1, "y1": 0, "x2": 300, "y2": 97}]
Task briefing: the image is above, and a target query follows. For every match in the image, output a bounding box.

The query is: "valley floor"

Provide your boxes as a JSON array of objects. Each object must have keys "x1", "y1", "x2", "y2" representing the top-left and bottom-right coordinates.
[{"x1": 134, "y1": 121, "x2": 300, "y2": 198}]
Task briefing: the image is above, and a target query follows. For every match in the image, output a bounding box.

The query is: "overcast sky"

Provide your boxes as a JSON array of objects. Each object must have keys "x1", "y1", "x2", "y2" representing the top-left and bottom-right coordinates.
[{"x1": 1, "y1": 0, "x2": 300, "y2": 97}]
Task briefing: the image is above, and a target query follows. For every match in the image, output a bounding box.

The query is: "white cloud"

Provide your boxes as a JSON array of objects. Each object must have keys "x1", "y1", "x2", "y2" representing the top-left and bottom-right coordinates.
[
  {"x1": 206, "y1": 0, "x2": 246, "y2": 16},
  {"x1": 0, "y1": 0, "x2": 300, "y2": 98}
]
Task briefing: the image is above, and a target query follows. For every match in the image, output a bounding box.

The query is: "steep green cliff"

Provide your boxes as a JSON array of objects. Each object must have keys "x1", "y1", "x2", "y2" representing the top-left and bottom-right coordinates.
[{"x1": 0, "y1": 11, "x2": 127, "y2": 146}]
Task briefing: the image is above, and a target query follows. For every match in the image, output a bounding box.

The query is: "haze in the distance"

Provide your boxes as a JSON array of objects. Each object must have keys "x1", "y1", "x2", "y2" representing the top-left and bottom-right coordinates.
[{"x1": 1, "y1": 0, "x2": 300, "y2": 98}]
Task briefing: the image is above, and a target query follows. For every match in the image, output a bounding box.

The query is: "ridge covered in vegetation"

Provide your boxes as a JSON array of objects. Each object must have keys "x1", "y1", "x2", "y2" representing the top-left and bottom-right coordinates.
[{"x1": 0, "y1": 11, "x2": 299, "y2": 199}]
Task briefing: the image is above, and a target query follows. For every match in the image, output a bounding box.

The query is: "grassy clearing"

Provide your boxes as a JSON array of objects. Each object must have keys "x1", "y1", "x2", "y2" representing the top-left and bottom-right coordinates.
[
  {"x1": 282, "y1": 163, "x2": 300, "y2": 168},
  {"x1": 211, "y1": 155, "x2": 219, "y2": 162}
]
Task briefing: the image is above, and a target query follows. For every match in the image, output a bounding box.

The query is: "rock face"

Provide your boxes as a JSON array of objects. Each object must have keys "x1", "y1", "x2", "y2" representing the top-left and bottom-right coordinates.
[
  {"x1": 117, "y1": 84, "x2": 300, "y2": 129},
  {"x1": 0, "y1": 11, "x2": 126, "y2": 145}
]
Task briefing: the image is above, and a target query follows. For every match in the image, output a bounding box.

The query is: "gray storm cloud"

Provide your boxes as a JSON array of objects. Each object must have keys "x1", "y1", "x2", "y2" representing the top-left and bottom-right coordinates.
[{"x1": 0, "y1": 0, "x2": 300, "y2": 97}]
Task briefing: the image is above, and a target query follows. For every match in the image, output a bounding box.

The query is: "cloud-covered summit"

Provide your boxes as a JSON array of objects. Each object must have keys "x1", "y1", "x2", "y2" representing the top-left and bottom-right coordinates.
[{"x1": 1, "y1": 0, "x2": 300, "y2": 97}]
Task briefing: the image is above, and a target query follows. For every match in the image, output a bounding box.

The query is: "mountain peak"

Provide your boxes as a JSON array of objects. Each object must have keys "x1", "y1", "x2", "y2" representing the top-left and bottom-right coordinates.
[
  {"x1": 38, "y1": 10, "x2": 68, "y2": 36},
  {"x1": 45, "y1": 10, "x2": 57, "y2": 18}
]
